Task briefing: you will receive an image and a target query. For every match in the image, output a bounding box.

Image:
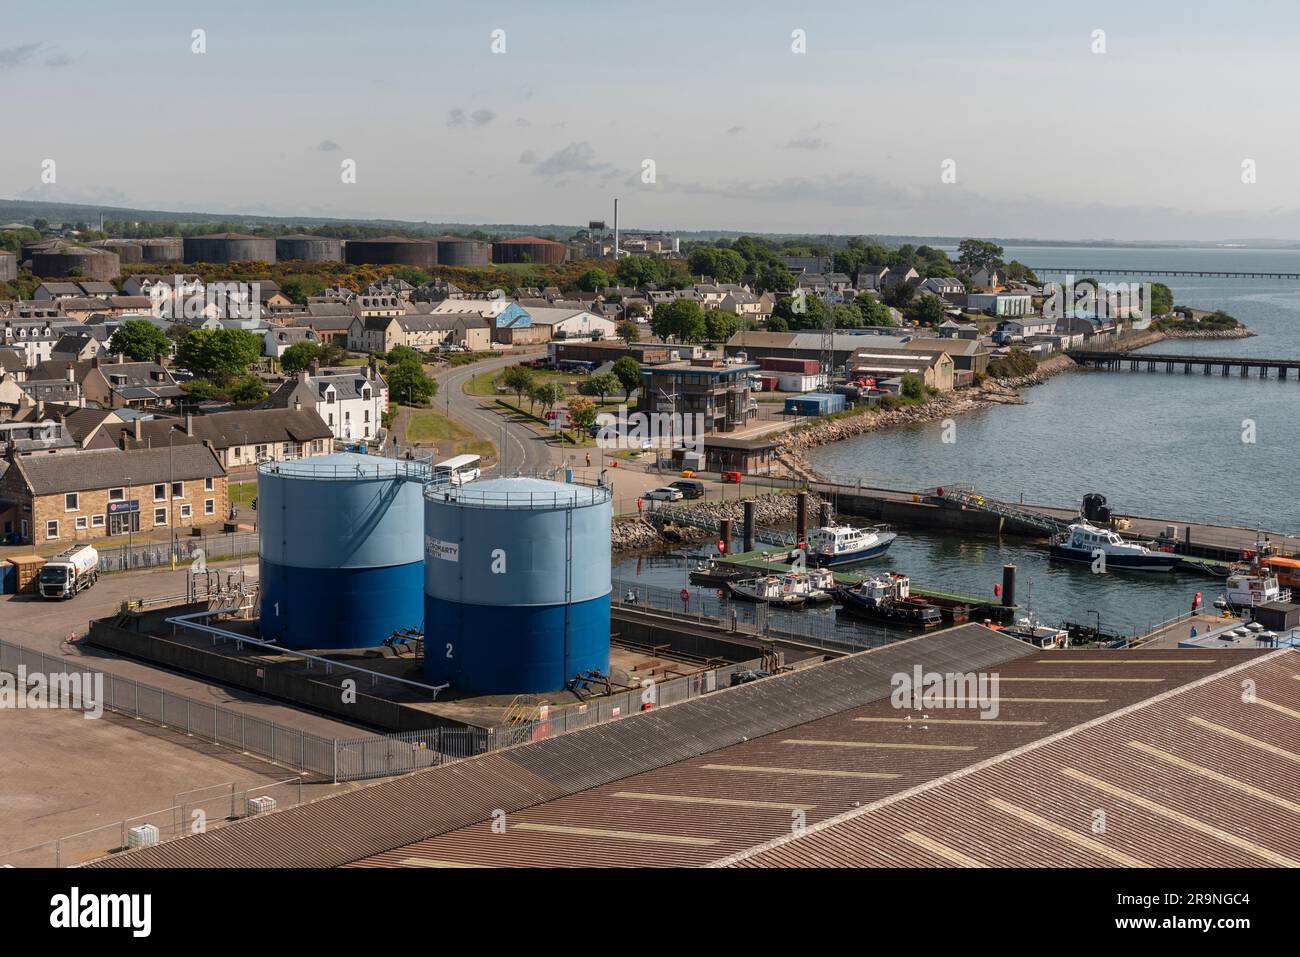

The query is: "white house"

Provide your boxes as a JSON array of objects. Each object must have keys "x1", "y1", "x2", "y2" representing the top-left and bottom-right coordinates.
[
  {"x1": 521, "y1": 307, "x2": 617, "y2": 341},
  {"x1": 263, "y1": 326, "x2": 319, "y2": 358},
  {"x1": 264, "y1": 363, "x2": 388, "y2": 443}
]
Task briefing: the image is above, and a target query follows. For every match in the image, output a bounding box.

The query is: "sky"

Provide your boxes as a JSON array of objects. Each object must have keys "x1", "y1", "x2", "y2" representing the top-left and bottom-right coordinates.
[{"x1": 5, "y1": 0, "x2": 1300, "y2": 240}]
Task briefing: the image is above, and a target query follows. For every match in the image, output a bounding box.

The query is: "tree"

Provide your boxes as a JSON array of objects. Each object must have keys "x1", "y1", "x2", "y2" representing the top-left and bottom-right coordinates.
[
  {"x1": 531, "y1": 382, "x2": 565, "y2": 417},
  {"x1": 1149, "y1": 282, "x2": 1174, "y2": 317},
  {"x1": 385, "y1": 344, "x2": 424, "y2": 366},
  {"x1": 280, "y1": 274, "x2": 326, "y2": 304},
  {"x1": 576, "y1": 268, "x2": 612, "y2": 292},
  {"x1": 830, "y1": 303, "x2": 863, "y2": 329},
  {"x1": 386, "y1": 359, "x2": 438, "y2": 405},
  {"x1": 956, "y1": 239, "x2": 1004, "y2": 272},
  {"x1": 616, "y1": 319, "x2": 640, "y2": 345},
  {"x1": 900, "y1": 373, "x2": 925, "y2": 402},
  {"x1": 229, "y1": 375, "x2": 269, "y2": 404},
  {"x1": 174, "y1": 328, "x2": 263, "y2": 386},
  {"x1": 612, "y1": 355, "x2": 641, "y2": 399},
  {"x1": 583, "y1": 371, "x2": 620, "y2": 403},
  {"x1": 686, "y1": 247, "x2": 747, "y2": 283},
  {"x1": 853, "y1": 292, "x2": 893, "y2": 327},
  {"x1": 181, "y1": 378, "x2": 219, "y2": 401},
  {"x1": 766, "y1": 315, "x2": 789, "y2": 332},
  {"x1": 772, "y1": 292, "x2": 827, "y2": 330},
  {"x1": 650, "y1": 299, "x2": 705, "y2": 342},
  {"x1": 501, "y1": 364, "x2": 535, "y2": 404},
  {"x1": 280, "y1": 341, "x2": 321, "y2": 374},
  {"x1": 109, "y1": 319, "x2": 172, "y2": 362},
  {"x1": 567, "y1": 395, "x2": 598, "y2": 431},
  {"x1": 905, "y1": 295, "x2": 946, "y2": 327},
  {"x1": 753, "y1": 262, "x2": 795, "y2": 294}
]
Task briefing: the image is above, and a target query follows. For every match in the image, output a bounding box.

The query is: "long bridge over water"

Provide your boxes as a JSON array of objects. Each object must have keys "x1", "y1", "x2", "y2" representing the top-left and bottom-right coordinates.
[
  {"x1": 1069, "y1": 349, "x2": 1300, "y2": 379},
  {"x1": 1028, "y1": 266, "x2": 1300, "y2": 279}
]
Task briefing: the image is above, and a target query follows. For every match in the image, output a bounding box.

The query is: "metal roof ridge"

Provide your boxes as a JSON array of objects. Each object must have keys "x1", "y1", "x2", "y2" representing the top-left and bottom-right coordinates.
[{"x1": 706, "y1": 647, "x2": 1294, "y2": 868}]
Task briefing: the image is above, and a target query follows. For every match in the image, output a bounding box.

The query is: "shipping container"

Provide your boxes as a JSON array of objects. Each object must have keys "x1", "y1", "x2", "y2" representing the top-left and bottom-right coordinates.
[
  {"x1": 759, "y1": 357, "x2": 820, "y2": 374},
  {"x1": 777, "y1": 373, "x2": 825, "y2": 393},
  {"x1": 783, "y1": 392, "x2": 846, "y2": 417}
]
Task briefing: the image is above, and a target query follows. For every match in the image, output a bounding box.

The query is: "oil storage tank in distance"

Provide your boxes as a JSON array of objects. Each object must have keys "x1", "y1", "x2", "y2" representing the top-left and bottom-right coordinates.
[
  {"x1": 258, "y1": 453, "x2": 430, "y2": 649},
  {"x1": 424, "y1": 477, "x2": 612, "y2": 695}
]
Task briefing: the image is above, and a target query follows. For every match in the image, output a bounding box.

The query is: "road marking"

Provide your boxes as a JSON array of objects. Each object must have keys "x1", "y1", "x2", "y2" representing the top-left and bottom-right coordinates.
[
  {"x1": 1128, "y1": 741, "x2": 1300, "y2": 814},
  {"x1": 899, "y1": 831, "x2": 986, "y2": 867},
  {"x1": 986, "y1": 797, "x2": 1148, "y2": 867},
  {"x1": 513, "y1": 823, "x2": 718, "y2": 846},
  {"x1": 400, "y1": 857, "x2": 488, "y2": 868},
  {"x1": 1187, "y1": 715, "x2": 1300, "y2": 764},
  {"x1": 782, "y1": 739, "x2": 975, "y2": 752},
  {"x1": 1060, "y1": 767, "x2": 1299, "y2": 867},
  {"x1": 613, "y1": 791, "x2": 815, "y2": 811},
  {"x1": 701, "y1": 763, "x2": 899, "y2": 780},
  {"x1": 853, "y1": 717, "x2": 1044, "y2": 726}
]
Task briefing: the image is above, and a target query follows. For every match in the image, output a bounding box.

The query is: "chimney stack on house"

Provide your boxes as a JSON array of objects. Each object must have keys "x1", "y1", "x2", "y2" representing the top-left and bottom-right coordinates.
[
  {"x1": 185, "y1": 413, "x2": 194, "y2": 437},
  {"x1": 133, "y1": 418, "x2": 142, "y2": 444}
]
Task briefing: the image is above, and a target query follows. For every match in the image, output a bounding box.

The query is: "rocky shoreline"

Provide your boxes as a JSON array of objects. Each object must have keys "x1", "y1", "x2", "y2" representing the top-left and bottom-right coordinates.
[{"x1": 611, "y1": 491, "x2": 824, "y2": 553}]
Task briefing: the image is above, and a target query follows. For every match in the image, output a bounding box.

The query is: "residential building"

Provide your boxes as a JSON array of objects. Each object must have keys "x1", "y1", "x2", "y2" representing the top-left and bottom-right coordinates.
[
  {"x1": 32, "y1": 356, "x2": 184, "y2": 410},
  {"x1": 263, "y1": 326, "x2": 319, "y2": 358},
  {"x1": 262, "y1": 363, "x2": 388, "y2": 443},
  {"x1": 102, "y1": 408, "x2": 333, "y2": 471}
]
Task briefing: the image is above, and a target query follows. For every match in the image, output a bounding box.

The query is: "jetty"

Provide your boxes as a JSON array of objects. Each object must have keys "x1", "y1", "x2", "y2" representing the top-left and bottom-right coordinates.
[{"x1": 1070, "y1": 349, "x2": 1300, "y2": 379}]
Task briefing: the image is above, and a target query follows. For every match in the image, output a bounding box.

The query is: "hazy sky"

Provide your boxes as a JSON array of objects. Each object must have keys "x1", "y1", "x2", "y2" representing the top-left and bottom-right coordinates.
[{"x1": 6, "y1": 0, "x2": 1300, "y2": 239}]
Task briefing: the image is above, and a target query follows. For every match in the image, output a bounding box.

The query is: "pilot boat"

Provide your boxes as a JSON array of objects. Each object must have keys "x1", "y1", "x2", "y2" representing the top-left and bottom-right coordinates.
[
  {"x1": 1213, "y1": 562, "x2": 1291, "y2": 612},
  {"x1": 804, "y1": 523, "x2": 897, "y2": 566},
  {"x1": 726, "y1": 568, "x2": 836, "y2": 607},
  {"x1": 1048, "y1": 522, "x2": 1181, "y2": 572}
]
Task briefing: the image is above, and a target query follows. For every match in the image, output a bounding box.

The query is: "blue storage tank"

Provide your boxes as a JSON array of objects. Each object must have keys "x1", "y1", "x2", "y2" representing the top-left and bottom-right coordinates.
[
  {"x1": 258, "y1": 453, "x2": 430, "y2": 649},
  {"x1": 423, "y1": 477, "x2": 612, "y2": 695}
]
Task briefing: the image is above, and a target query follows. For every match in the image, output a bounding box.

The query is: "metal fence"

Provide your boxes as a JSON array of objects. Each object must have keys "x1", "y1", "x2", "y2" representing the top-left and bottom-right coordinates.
[{"x1": 94, "y1": 531, "x2": 260, "y2": 574}]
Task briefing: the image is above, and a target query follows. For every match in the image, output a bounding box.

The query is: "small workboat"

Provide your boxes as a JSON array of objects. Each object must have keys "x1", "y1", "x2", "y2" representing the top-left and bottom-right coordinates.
[
  {"x1": 1049, "y1": 522, "x2": 1181, "y2": 572},
  {"x1": 833, "y1": 573, "x2": 942, "y2": 628},
  {"x1": 1213, "y1": 561, "x2": 1291, "y2": 612},
  {"x1": 726, "y1": 568, "x2": 836, "y2": 607},
  {"x1": 688, "y1": 559, "x2": 752, "y2": 586},
  {"x1": 804, "y1": 523, "x2": 897, "y2": 566}
]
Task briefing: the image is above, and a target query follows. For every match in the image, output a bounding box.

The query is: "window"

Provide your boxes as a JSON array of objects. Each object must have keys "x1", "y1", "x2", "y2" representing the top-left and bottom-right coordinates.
[
  {"x1": 204, "y1": 499, "x2": 215, "y2": 516},
  {"x1": 91, "y1": 515, "x2": 104, "y2": 528},
  {"x1": 328, "y1": 414, "x2": 334, "y2": 427},
  {"x1": 204, "y1": 477, "x2": 214, "y2": 492},
  {"x1": 326, "y1": 391, "x2": 336, "y2": 404},
  {"x1": 171, "y1": 481, "x2": 183, "y2": 499},
  {"x1": 364, "y1": 409, "x2": 370, "y2": 422},
  {"x1": 75, "y1": 516, "x2": 87, "y2": 530},
  {"x1": 180, "y1": 504, "x2": 192, "y2": 520},
  {"x1": 154, "y1": 507, "x2": 167, "y2": 526},
  {"x1": 311, "y1": 440, "x2": 323, "y2": 453},
  {"x1": 108, "y1": 487, "x2": 125, "y2": 502},
  {"x1": 45, "y1": 520, "x2": 58, "y2": 539},
  {"x1": 344, "y1": 411, "x2": 351, "y2": 422},
  {"x1": 64, "y1": 492, "x2": 78, "y2": 511},
  {"x1": 153, "y1": 484, "x2": 166, "y2": 502}
]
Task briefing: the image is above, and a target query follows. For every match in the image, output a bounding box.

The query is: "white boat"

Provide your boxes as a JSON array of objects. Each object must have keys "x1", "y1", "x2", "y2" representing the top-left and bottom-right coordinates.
[
  {"x1": 1213, "y1": 564, "x2": 1291, "y2": 612},
  {"x1": 727, "y1": 568, "x2": 836, "y2": 606},
  {"x1": 804, "y1": 523, "x2": 897, "y2": 566},
  {"x1": 1049, "y1": 522, "x2": 1181, "y2": 572},
  {"x1": 1001, "y1": 617, "x2": 1070, "y2": 649}
]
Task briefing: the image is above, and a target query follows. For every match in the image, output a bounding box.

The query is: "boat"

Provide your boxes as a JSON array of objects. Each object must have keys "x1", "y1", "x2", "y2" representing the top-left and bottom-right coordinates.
[
  {"x1": 833, "y1": 573, "x2": 943, "y2": 628},
  {"x1": 1048, "y1": 522, "x2": 1182, "y2": 571},
  {"x1": 688, "y1": 559, "x2": 753, "y2": 586},
  {"x1": 804, "y1": 523, "x2": 897, "y2": 566},
  {"x1": 726, "y1": 569, "x2": 836, "y2": 607},
  {"x1": 1213, "y1": 561, "x2": 1291, "y2": 612},
  {"x1": 1000, "y1": 616, "x2": 1070, "y2": 648}
]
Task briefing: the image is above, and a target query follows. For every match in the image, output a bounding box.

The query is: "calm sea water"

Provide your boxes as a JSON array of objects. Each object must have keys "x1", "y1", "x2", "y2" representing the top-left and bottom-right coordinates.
[{"x1": 801, "y1": 244, "x2": 1300, "y2": 628}]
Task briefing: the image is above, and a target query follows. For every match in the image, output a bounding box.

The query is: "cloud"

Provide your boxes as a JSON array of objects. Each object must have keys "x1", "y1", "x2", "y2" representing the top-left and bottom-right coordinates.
[
  {"x1": 0, "y1": 44, "x2": 40, "y2": 71},
  {"x1": 515, "y1": 117, "x2": 531, "y2": 128},
  {"x1": 532, "y1": 141, "x2": 615, "y2": 179},
  {"x1": 45, "y1": 52, "x2": 72, "y2": 69},
  {"x1": 470, "y1": 109, "x2": 496, "y2": 127},
  {"x1": 447, "y1": 108, "x2": 496, "y2": 129},
  {"x1": 16, "y1": 183, "x2": 131, "y2": 206},
  {"x1": 727, "y1": 125, "x2": 743, "y2": 135},
  {"x1": 785, "y1": 136, "x2": 829, "y2": 150},
  {"x1": 317, "y1": 139, "x2": 341, "y2": 152},
  {"x1": 519, "y1": 150, "x2": 537, "y2": 165},
  {"x1": 447, "y1": 109, "x2": 467, "y2": 128}
]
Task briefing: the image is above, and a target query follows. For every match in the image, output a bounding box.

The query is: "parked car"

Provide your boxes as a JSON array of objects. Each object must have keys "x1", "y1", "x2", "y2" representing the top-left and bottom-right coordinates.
[
  {"x1": 643, "y1": 487, "x2": 684, "y2": 502},
  {"x1": 670, "y1": 479, "x2": 705, "y2": 499},
  {"x1": 721, "y1": 470, "x2": 743, "y2": 483}
]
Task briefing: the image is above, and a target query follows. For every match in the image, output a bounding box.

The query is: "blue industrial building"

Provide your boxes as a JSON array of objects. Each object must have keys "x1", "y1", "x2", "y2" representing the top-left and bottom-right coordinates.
[
  {"x1": 423, "y1": 477, "x2": 612, "y2": 695},
  {"x1": 258, "y1": 454, "x2": 430, "y2": 649}
]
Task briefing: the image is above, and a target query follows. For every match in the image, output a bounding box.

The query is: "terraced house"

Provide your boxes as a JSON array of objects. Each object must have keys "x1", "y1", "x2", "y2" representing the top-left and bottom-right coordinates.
[{"x1": 0, "y1": 443, "x2": 228, "y2": 545}]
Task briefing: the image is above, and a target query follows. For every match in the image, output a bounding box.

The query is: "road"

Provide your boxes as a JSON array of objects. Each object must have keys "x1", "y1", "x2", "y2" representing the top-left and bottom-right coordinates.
[{"x1": 432, "y1": 350, "x2": 557, "y2": 475}]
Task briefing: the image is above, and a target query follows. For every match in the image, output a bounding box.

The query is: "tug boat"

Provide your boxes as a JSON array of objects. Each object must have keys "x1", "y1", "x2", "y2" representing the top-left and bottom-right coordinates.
[
  {"x1": 688, "y1": 558, "x2": 752, "y2": 586},
  {"x1": 1048, "y1": 522, "x2": 1181, "y2": 572},
  {"x1": 833, "y1": 573, "x2": 943, "y2": 628},
  {"x1": 727, "y1": 568, "x2": 836, "y2": 607},
  {"x1": 804, "y1": 523, "x2": 897, "y2": 566}
]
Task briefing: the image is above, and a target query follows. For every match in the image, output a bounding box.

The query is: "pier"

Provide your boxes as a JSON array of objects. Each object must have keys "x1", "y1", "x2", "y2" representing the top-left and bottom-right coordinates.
[{"x1": 1069, "y1": 349, "x2": 1300, "y2": 379}]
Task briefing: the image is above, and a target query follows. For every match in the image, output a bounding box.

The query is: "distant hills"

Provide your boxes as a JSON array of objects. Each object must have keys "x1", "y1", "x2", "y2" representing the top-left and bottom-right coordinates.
[{"x1": 4, "y1": 197, "x2": 1299, "y2": 249}]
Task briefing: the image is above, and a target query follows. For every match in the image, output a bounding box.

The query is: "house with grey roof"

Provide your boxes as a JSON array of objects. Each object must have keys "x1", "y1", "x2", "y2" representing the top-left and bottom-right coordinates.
[{"x1": 262, "y1": 362, "x2": 387, "y2": 443}]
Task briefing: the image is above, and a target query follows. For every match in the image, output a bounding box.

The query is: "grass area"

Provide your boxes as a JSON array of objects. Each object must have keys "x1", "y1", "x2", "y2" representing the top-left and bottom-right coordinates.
[
  {"x1": 336, "y1": 356, "x2": 369, "y2": 366},
  {"x1": 466, "y1": 366, "x2": 600, "y2": 399},
  {"x1": 406, "y1": 409, "x2": 473, "y2": 443},
  {"x1": 230, "y1": 480, "x2": 257, "y2": 511}
]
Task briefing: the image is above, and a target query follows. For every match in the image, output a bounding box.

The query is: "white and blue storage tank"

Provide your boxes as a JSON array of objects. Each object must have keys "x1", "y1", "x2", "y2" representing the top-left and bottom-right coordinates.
[
  {"x1": 423, "y1": 477, "x2": 611, "y2": 695},
  {"x1": 258, "y1": 453, "x2": 430, "y2": 649}
]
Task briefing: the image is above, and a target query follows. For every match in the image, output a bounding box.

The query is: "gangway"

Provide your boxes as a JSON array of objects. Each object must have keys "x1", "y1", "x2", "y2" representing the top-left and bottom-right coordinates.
[{"x1": 931, "y1": 485, "x2": 1071, "y2": 537}]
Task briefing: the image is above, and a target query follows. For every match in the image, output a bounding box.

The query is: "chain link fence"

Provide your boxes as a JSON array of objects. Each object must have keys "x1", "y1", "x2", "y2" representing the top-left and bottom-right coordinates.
[{"x1": 93, "y1": 531, "x2": 260, "y2": 574}]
